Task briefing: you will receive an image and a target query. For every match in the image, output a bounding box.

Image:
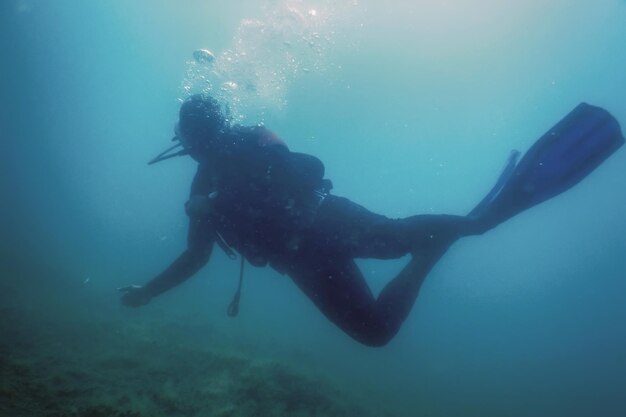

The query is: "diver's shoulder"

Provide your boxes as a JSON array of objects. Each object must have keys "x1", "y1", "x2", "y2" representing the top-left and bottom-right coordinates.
[{"x1": 232, "y1": 124, "x2": 289, "y2": 149}]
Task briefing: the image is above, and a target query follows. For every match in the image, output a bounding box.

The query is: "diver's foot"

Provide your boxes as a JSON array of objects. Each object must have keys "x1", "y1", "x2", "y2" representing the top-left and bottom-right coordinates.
[{"x1": 467, "y1": 150, "x2": 520, "y2": 234}]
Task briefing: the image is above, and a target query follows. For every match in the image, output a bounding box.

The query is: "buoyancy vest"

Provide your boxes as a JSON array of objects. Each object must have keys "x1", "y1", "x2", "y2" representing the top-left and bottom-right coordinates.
[{"x1": 188, "y1": 125, "x2": 331, "y2": 265}]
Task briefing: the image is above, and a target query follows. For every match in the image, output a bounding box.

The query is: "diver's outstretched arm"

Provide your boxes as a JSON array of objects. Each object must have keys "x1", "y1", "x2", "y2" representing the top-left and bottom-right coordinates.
[
  {"x1": 146, "y1": 246, "x2": 212, "y2": 296},
  {"x1": 119, "y1": 244, "x2": 213, "y2": 307},
  {"x1": 119, "y1": 211, "x2": 215, "y2": 307}
]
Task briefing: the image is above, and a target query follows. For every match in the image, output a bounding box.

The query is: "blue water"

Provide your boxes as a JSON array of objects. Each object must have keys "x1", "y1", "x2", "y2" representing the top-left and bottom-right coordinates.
[{"x1": 2, "y1": 1, "x2": 626, "y2": 416}]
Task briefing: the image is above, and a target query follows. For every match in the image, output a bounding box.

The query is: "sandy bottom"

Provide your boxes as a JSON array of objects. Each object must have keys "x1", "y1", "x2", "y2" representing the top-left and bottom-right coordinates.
[{"x1": 0, "y1": 259, "x2": 394, "y2": 417}]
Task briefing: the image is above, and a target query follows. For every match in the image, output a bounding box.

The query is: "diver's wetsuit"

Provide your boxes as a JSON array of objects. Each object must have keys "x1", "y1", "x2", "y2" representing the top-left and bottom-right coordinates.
[
  {"x1": 129, "y1": 101, "x2": 624, "y2": 347},
  {"x1": 153, "y1": 125, "x2": 472, "y2": 347},
  {"x1": 280, "y1": 196, "x2": 468, "y2": 346}
]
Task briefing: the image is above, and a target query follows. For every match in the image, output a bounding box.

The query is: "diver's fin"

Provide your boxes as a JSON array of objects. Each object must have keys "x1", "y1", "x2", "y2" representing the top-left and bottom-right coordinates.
[
  {"x1": 469, "y1": 150, "x2": 521, "y2": 218},
  {"x1": 472, "y1": 103, "x2": 624, "y2": 230}
]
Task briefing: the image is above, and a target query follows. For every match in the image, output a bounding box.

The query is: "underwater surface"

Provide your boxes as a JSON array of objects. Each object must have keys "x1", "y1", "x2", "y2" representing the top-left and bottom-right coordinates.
[{"x1": 2, "y1": 0, "x2": 626, "y2": 416}]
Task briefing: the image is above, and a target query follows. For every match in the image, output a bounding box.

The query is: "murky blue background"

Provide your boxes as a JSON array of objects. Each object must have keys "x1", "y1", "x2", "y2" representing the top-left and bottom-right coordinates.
[{"x1": 2, "y1": 1, "x2": 626, "y2": 415}]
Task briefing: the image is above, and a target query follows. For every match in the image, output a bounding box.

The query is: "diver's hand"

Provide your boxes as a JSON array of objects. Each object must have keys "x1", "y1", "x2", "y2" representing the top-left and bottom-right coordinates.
[{"x1": 117, "y1": 285, "x2": 151, "y2": 308}]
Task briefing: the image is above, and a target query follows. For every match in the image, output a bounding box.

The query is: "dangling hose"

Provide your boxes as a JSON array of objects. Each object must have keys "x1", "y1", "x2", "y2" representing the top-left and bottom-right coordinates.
[{"x1": 227, "y1": 256, "x2": 245, "y2": 317}]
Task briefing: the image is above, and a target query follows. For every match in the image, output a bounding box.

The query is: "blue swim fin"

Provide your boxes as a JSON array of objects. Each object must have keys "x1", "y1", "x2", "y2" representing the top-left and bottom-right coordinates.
[{"x1": 471, "y1": 103, "x2": 624, "y2": 231}]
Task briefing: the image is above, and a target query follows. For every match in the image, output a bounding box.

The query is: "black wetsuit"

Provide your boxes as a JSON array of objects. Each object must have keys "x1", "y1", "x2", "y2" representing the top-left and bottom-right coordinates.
[
  {"x1": 151, "y1": 126, "x2": 470, "y2": 346},
  {"x1": 136, "y1": 102, "x2": 625, "y2": 346}
]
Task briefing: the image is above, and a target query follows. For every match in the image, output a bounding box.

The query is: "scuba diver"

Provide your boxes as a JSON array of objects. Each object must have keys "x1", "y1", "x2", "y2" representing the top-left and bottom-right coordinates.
[{"x1": 119, "y1": 94, "x2": 624, "y2": 347}]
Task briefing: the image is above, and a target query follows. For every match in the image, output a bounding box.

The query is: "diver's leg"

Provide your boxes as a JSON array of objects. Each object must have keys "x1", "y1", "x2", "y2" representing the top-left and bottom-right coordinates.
[
  {"x1": 312, "y1": 195, "x2": 472, "y2": 259},
  {"x1": 286, "y1": 246, "x2": 448, "y2": 346},
  {"x1": 286, "y1": 254, "x2": 381, "y2": 345}
]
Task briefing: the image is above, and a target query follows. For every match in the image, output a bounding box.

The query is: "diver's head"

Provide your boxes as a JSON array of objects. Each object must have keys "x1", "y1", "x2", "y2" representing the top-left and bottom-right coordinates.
[
  {"x1": 147, "y1": 94, "x2": 228, "y2": 165},
  {"x1": 177, "y1": 94, "x2": 227, "y2": 160}
]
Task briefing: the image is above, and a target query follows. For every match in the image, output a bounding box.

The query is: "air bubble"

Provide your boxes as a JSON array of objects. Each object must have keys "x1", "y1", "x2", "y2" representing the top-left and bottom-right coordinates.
[
  {"x1": 193, "y1": 49, "x2": 215, "y2": 64},
  {"x1": 221, "y1": 81, "x2": 239, "y2": 91}
]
